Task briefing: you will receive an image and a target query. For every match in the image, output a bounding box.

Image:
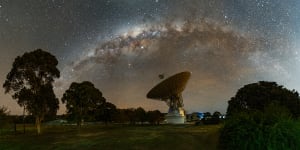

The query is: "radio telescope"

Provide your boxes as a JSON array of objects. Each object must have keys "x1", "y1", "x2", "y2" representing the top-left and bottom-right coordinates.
[{"x1": 147, "y1": 71, "x2": 191, "y2": 124}]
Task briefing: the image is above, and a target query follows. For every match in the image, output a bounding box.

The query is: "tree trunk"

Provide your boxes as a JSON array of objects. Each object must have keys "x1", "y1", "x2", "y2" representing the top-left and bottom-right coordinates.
[
  {"x1": 36, "y1": 116, "x2": 42, "y2": 135},
  {"x1": 78, "y1": 106, "x2": 83, "y2": 129},
  {"x1": 77, "y1": 120, "x2": 81, "y2": 128},
  {"x1": 23, "y1": 106, "x2": 26, "y2": 134}
]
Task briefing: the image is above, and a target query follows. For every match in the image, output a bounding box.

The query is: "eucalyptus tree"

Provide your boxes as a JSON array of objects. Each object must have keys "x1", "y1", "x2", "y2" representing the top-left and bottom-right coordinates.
[
  {"x1": 227, "y1": 81, "x2": 300, "y2": 118},
  {"x1": 62, "y1": 81, "x2": 106, "y2": 127},
  {"x1": 3, "y1": 49, "x2": 60, "y2": 134}
]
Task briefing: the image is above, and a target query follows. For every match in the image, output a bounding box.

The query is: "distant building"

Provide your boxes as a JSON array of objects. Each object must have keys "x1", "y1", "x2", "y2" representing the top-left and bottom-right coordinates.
[
  {"x1": 186, "y1": 112, "x2": 204, "y2": 122},
  {"x1": 45, "y1": 119, "x2": 68, "y2": 125}
]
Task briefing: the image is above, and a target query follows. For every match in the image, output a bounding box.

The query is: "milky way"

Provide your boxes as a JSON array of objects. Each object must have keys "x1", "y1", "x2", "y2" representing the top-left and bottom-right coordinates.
[
  {"x1": 56, "y1": 18, "x2": 297, "y2": 113},
  {"x1": 1, "y1": 0, "x2": 300, "y2": 114}
]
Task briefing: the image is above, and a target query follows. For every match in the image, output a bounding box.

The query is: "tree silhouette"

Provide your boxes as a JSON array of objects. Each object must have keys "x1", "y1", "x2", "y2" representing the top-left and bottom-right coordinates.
[
  {"x1": 0, "y1": 105, "x2": 10, "y2": 117},
  {"x1": 147, "y1": 110, "x2": 162, "y2": 125},
  {"x1": 226, "y1": 81, "x2": 300, "y2": 118},
  {"x1": 125, "y1": 108, "x2": 137, "y2": 125},
  {"x1": 95, "y1": 101, "x2": 117, "y2": 124},
  {"x1": 220, "y1": 81, "x2": 300, "y2": 149},
  {"x1": 212, "y1": 111, "x2": 221, "y2": 124},
  {"x1": 61, "y1": 81, "x2": 105, "y2": 127},
  {"x1": 219, "y1": 104, "x2": 300, "y2": 150},
  {"x1": 203, "y1": 112, "x2": 211, "y2": 119},
  {"x1": 135, "y1": 107, "x2": 147, "y2": 124},
  {"x1": 3, "y1": 49, "x2": 60, "y2": 134},
  {"x1": 0, "y1": 105, "x2": 10, "y2": 131},
  {"x1": 213, "y1": 111, "x2": 221, "y2": 118},
  {"x1": 114, "y1": 109, "x2": 129, "y2": 123}
]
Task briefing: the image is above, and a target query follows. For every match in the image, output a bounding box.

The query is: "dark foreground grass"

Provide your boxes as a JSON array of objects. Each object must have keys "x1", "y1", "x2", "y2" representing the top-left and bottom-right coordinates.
[{"x1": 0, "y1": 124, "x2": 221, "y2": 150}]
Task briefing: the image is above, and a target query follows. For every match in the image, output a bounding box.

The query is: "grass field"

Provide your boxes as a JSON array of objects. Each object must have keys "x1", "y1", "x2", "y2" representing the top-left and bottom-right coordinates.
[{"x1": 0, "y1": 124, "x2": 221, "y2": 150}]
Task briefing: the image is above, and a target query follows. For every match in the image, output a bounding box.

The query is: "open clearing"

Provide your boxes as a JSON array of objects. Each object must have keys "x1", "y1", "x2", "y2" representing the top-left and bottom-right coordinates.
[{"x1": 0, "y1": 124, "x2": 221, "y2": 150}]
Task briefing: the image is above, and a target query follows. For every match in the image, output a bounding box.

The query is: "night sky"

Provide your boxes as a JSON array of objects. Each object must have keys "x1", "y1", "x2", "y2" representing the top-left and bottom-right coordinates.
[{"x1": 1, "y1": 0, "x2": 300, "y2": 115}]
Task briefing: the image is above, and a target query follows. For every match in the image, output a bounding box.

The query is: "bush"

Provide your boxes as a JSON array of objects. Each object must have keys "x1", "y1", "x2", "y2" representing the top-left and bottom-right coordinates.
[
  {"x1": 219, "y1": 105, "x2": 300, "y2": 150},
  {"x1": 266, "y1": 120, "x2": 300, "y2": 150}
]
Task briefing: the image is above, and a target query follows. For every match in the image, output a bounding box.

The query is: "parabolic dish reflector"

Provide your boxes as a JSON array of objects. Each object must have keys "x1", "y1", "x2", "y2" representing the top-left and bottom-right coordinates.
[{"x1": 147, "y1": 71, "x2": 191, "y2": 100}]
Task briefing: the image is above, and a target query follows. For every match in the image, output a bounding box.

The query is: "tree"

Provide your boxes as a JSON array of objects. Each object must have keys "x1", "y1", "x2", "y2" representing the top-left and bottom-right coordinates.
[
  {"x1": 209, "y1": 111, "x2": 221, "y2": 124},
  {"x1": 95, "y1": 101, "x2": 117, "y2": 124},
  {"x1": 114, "y1": 109, "x2": 129, "y2": 123},
  {"x1": 125, "y1": 108, "x2": 137, "y2": 125},
  {"x1": 0, "y1": 105, "x2": 10, "y2": 117},
  {"x1": 212, "y1": 111, "x2": 221, "y2": 118},
  {"x1": 219, "y1": 81, "x2": 300, "y2": 149},
  {"x1": 61, "y1": 81, "x2": 105, "y2": 127},
  {"x1": 202, "y1": 111, "x2": 222, "y2": 125},
  {"x1": 147, "y1": 110, "x2": 162, "y2": 125},
  {"x1": 226, "y1": 81, "x2": 300, "y2": 118},
  {"x1": 0, "y1": 106, "x2": 10, "y2": 131},
  {"x1": 3, "y1": 49, "x2": 60, "y2": 134},
  {"x1": 219, "y1": 104, "x2": 300, "y2": 150},
  {"x1": 102, "y1": 102, "x2": 117, "y2": 124},
  {"x1": 203, "y1": 112, "x2": 211, "y2": 119},
  {"x1": 135, "y1": 107, "x2": 147, "y2": 124}
]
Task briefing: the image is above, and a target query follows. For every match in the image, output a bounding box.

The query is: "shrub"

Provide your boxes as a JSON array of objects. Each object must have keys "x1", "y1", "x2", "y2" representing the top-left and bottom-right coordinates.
[{"x1": 219, "y1": 104, "x2": 300, "y2": 150}]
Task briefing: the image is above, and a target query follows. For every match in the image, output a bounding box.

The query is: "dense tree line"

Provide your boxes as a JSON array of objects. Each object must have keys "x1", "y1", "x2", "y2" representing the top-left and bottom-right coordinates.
[
  {"x1": 113, "y1": 108, "x2": 162, "y2": 125},
  {"x1": 202, "y1": 111, "x2": 222, "y2": 125},
  {"x1": 0, "y1": 49, "x2": 163, "y2": 134},
  {"x1": 188, "y1": 111, "x2": 223, "y2": 125},
  {"x1": 61, "y1": 81, "x2": 163, "y2": 125}
]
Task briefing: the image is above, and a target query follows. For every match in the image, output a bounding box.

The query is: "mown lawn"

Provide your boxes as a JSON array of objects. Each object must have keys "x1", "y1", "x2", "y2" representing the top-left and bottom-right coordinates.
[{"x1": 0, "y1": 124, "x2": 221, "y2": 150}]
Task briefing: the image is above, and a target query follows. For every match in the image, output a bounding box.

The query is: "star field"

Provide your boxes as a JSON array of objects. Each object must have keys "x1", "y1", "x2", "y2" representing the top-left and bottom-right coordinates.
[{"x1": 1, "y1": 0, "x2": 300, "y2": 114}]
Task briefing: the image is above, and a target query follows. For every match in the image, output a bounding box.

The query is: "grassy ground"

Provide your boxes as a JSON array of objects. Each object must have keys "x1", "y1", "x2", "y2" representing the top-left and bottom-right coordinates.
[{"x1": 0, "y1": 124, "x2": 221, "y2": 150}]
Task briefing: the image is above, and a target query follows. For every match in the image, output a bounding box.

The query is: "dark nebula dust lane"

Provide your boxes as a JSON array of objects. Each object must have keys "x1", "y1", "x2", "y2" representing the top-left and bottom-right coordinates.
[
  {"x1": 56, "y1": 18, "x2": 298, "y2": 113},
  {"x1": 1, "y1": 0, "x2": 300, "y2": 114}
]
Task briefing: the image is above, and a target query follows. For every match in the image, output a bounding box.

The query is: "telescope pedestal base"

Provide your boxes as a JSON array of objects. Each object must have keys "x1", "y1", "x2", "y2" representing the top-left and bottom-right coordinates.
[{"x1": 166, "y1": 108, "x2": 185, "y2": 124}]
